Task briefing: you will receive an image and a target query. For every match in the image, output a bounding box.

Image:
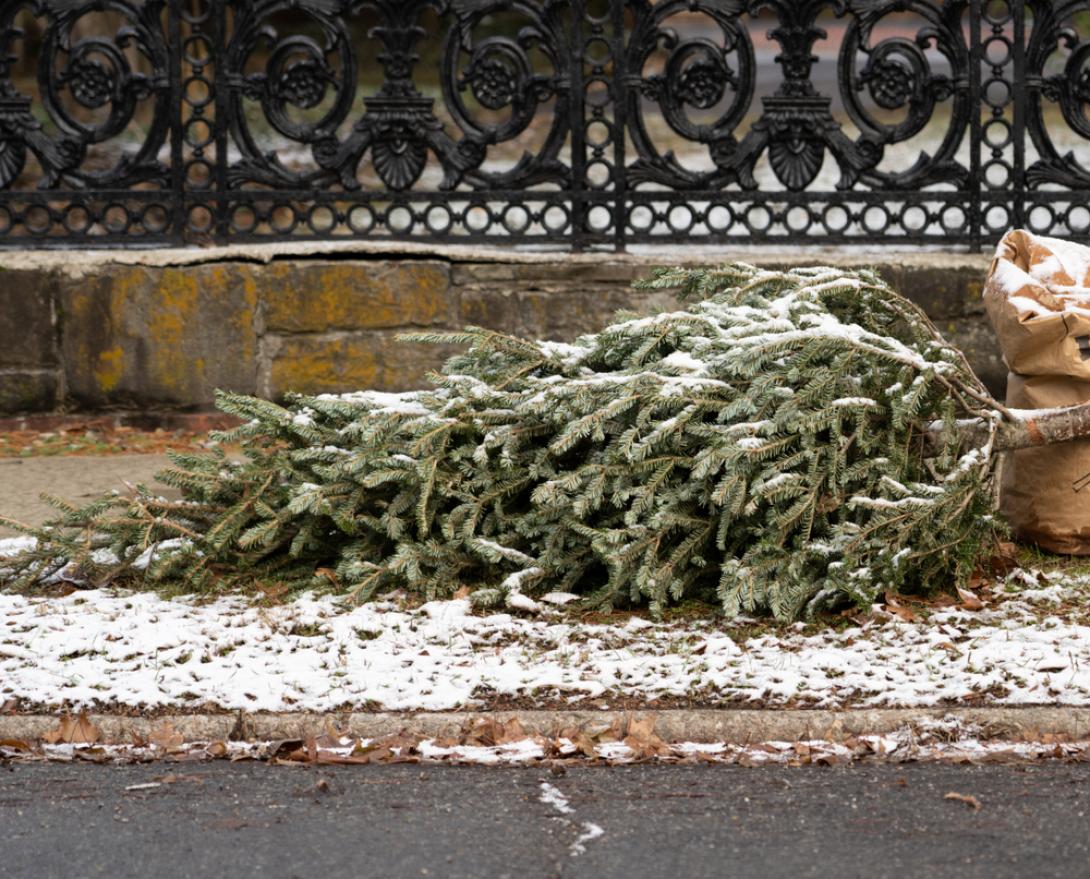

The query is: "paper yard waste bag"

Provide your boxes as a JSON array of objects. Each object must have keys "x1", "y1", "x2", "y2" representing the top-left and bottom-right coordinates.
[{"x1": 984, "y1": 229, "x2": 1090, "y2": 554}]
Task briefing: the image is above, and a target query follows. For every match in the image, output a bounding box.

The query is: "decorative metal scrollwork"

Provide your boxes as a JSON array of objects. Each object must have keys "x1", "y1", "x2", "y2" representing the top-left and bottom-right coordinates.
[
  {"x1": 1026, "y1": 0, "x2": 1090, "y2": 188},
  {"x1": 225, "y1": 0, "x2": 568, "y2": 192},
  {"x1": 225, "y1": 0, "x2": 359, "y2": 188},
  {"x1": 0, "y1": 1, "x2": 1088, "y2": 247},
  {"x1": 440, "y1": 0, "x2": 569, "y2": 189},
  {"x1": 838, "y1": 0, "x2": 969, "y2": 189},
  {"x1": 0, "y1": 0, "x2": 170, "y2": 191},
  {"x1": 625, "y1": 0, "x2": 756, "y2": 190},
  {"x1": 627, "y1": 0, "x2": 969, "y2": 192}
]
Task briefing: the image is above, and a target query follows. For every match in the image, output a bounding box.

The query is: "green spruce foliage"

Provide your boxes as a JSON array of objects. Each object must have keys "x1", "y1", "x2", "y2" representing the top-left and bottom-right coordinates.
[{"x1": 1, "y1": 264, "x2": 1003, "y2": 620}]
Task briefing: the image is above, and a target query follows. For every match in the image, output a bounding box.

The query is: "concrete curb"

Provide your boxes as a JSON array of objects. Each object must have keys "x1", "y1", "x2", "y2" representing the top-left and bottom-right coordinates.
[{"x1": 2, "y1": 708, "x2": 1087, "y2": 745}]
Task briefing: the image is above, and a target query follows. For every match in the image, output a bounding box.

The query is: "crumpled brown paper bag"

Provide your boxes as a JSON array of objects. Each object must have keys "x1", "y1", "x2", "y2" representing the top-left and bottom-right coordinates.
[{"x1": 984, "y1": 229, "x2": 1090, "y2": 554}]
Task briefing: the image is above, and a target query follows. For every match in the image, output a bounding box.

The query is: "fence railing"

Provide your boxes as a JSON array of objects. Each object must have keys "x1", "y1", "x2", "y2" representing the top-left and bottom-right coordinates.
[{"x1": 0, "y1": 0, "x2": 1088, "y2": 250}]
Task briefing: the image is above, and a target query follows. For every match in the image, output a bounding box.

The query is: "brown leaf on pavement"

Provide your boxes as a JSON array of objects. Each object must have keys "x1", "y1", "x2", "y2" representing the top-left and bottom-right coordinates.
[
  {"x1": 265, "y1": 738, "x2": 305, "y2": 761},
  {"x1": 209, "y1": 817, "x2": 249, "y2": 831},
  {"x1": 944, "y1": 791, "x2": 982, "y2": 810},
  {"x1": 0, "y1": 738, "x2": 33, "y2": 752},
  {"x1": 312, "y1": 733, "x2": 421, "y2": 764},
  {"x1": 149, "y1": 721, "x2": 185, "y2": 751},
  {"x1": 460, "y1": 716, "x2": 528, "y2": 746},
  {"x1": 622, "y1": 716, "x2": 671, "y2": 759},
  {"x1": 558, "y1": 727, "x2": 599, "y2": 759},
  {"x1": 197, "y1": 741, "x2": 227, "y2": 759},
  {"x1": 315, "y1": 718, "x2": 352, "y2": 749},
  {"x1": 42, "y1": 712, "x2": 101, "y2": 745}
]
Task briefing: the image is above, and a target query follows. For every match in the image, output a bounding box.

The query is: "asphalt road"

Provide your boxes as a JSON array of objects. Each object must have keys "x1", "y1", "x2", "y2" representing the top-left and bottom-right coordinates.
[{"x1": 2, "y1": 761, "x2": 1089, "y2": 879}]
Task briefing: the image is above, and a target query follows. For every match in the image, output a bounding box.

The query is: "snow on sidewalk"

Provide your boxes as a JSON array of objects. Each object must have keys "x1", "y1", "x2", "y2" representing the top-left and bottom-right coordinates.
[{"x1": 3, "y1": 565, "x2": 1090, "y2": 712}]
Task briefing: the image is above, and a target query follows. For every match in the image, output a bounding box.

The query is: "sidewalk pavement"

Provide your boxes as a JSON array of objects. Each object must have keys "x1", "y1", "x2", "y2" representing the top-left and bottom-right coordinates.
[{"x1": 0, "y1": 454, "x2": 173, "y2": 536}]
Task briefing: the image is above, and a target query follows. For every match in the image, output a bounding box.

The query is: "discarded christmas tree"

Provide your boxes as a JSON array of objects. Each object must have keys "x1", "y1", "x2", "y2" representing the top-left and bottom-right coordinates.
[{"x1": 5, "y1": 263, "x2": 1084, "y2": 621}]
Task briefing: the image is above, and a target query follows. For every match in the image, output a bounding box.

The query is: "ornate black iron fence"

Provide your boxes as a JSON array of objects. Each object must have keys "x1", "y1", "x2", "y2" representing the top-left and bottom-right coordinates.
[{"x1": 0, "y1": 0, "x2": 1088, "y2": 250}]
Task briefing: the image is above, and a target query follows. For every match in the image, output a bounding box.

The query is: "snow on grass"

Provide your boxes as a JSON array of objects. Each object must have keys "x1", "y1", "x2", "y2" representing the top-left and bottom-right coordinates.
[{"x1": 3, "y1": 570, "x2": 1090, "y2": 712}]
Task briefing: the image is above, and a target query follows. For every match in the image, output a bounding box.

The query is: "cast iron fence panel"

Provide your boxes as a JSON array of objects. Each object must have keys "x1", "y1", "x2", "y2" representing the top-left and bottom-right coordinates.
[{"x1": 0, "y1": 0, "x2": 1088, "y2": 249}]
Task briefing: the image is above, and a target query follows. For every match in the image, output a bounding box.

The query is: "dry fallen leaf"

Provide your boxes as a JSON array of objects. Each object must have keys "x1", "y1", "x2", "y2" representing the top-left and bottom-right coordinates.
[
  {"x1": 496, "y1": 717, "x2": 527, "y2": 745},
  {"x1": 316, "y1": 568, "x2": 340, "y2": 589},
  {"x1": 459, "y1": 716, "x2": 527, "y2": 746},
  {"x1": 265, "y1": 738, "x2": 305, "y2": 761},
  {"x1": 956, "y1": 588, "x2": 984, "y2": 611},
  {"x1": 882, "y1": 591, "x2": 918, "y2": 623},
  {"x1": 42, "y1": 713, "x2": 101, "y2": 746},
  {"x1": 209, "y1": 817, "x2": 249, "y2": 831},
  {"x1": 622, "y1": 716, "x2": 671, "y2": 759},
  {"x1": 944, "y1": 791, "x2": 982, "y2": 810},
  {"x1": 559, "y1": 728, "x2": 598, "y2": 759},
  {"x1": 256, "y1": 582, "x2": 289, "y2": 602},
  {"x1": 987, "y1": 540, "x2": 1020, "y2": 577},
  {"x1": 149, "y1": 721, "x2": 185, "y2": 751}
]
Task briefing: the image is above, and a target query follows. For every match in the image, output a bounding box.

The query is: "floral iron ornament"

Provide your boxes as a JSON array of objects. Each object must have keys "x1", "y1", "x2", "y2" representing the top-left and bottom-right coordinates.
[
  {"x1": 626, "y1": 0, "x2": 968, "y2": 192},
  {"x1": 226, "y1": 0, "x2": 569, "y2": 191},
  {"x1": 0, "y1": 0, "x2": 170, "y2": 190}
]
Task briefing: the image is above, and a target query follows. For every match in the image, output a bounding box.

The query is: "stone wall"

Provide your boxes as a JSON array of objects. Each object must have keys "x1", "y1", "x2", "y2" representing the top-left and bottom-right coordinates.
[{"x1": 0, "y1": 244, "x2": 999, "y2": 414}]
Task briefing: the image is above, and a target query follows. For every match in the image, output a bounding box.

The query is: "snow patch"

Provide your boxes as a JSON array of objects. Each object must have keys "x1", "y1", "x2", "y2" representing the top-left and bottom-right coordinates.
[{"x1": 2, "y1": 570, "x2": 1090, "y2": 712}]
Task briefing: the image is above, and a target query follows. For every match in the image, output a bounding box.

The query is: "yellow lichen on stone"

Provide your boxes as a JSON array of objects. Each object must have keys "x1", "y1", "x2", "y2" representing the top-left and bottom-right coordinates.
[
  {"x1": 262, "y1": 262, "x2": 450, "y2": 332},
  {"x1": 60, "y1": 264, "x2": 259, "y2": 406},
  {"x1": 93, "y1": 345, "x2": 125, "y2": 392},
  {"x1": 268, "y1": 332, "x2": 455, "y2": 397}
]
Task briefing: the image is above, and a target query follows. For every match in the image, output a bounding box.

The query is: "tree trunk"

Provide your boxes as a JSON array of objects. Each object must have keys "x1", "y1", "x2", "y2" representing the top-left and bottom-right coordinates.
[{"x1": 927, "y1": 402, "x2": 1090, "y2": 454}]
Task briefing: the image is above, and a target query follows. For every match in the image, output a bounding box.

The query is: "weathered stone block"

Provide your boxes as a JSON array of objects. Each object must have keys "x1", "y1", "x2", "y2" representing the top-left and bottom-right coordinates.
[
  {"x1": 740, "y1": 255, "x2": 990, "y2": 321},
  {"x1": 451, "y1": 264, "x2": 517, "y2": 285},
  {"x1": 262, "y1": 262, "x2": 451, "y2": 333},
  {"x1": 515, "y1": 288, "x2": 682, "y2": 340},
  {"x1": 457, "y1": 288, "x2": 522, "y2": 334},
  {"x1": 59, "y1": 265, "x2": 259, "y2": 408},
  {"x1": 265, "y1": 331, "x2": 461, "y2": 398},
  {"x1": 883, "y1": 263, "x2": 989, "y2": 320},
  {"x1": 0, "y1": 370, "x2": 59, "y2": 413},
  {"x1": 941, "y1": 317, "x2": 1005, "y2": 398},
  {"x1": 511, "y1": 261, "x2": 648, "y2": 284},
  {"x1": 0, "y1": 269, "x2": 55, "y2": 368}
]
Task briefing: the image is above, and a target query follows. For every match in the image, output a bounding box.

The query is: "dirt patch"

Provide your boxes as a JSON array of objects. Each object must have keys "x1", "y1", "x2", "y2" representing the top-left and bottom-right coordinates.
[{"x1": 0, "y1": 425, "x2": 213, "y2": 458}]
